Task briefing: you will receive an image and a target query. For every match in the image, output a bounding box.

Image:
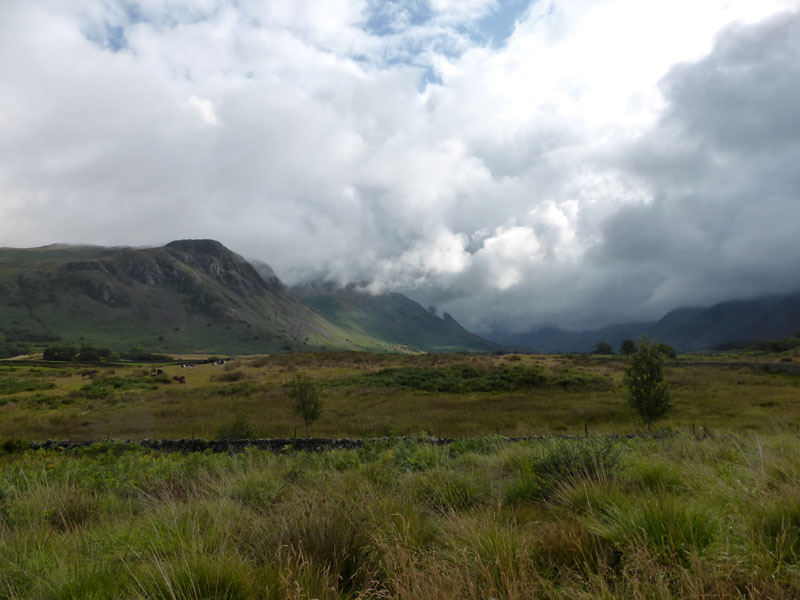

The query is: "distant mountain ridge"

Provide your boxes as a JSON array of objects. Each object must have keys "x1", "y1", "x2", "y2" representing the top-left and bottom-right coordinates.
[
  {"x1": 488, "y1": 293, "x2": 800, "y2": 353},
  {"x1": 0, "y1": 240, "x2": 497, "y2": 354},
  {"x1": 294, "y1": 282, "x2": 501, "y2": 353}
]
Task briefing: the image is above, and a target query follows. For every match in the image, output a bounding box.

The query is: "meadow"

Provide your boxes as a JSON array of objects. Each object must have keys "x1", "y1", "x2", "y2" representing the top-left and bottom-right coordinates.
[
  {"x1": 1, "y1": 351, "x2": 799, "y2": 440},
  {"x1": 2, "y1": 351, "x2": 800, "y2": 599}
]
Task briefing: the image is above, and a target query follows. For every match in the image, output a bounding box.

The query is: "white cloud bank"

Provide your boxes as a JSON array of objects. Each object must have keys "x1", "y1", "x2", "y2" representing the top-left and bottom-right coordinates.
[{"x1": 1, "y1": 0, "x2": 799, "y2": 332}]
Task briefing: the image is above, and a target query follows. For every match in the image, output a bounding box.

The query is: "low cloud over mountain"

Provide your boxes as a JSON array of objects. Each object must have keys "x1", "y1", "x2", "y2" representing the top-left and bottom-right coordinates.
[{"x1": 1, "y1": 1, "x2": 798, "y2": 334}]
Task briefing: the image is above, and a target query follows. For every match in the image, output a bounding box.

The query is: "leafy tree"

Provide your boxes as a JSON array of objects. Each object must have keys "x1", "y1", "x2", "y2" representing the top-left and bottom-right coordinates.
[
  {"x1": 654, "y1": 342, "x2": 677, "y2": 359},
  {"x1": 592, "y1": 341, "x2": 614, "y2": 355},
  {"x1": 625, "y1": 337, "x2": 671, "y2": 432},
  {"x1": 43, "y1": 345, "x2": 78, "y2": 361},
  {"x1": 619, "y1": 338, "x2": 637, "y2": 355},
  {"x1": 286, "y1": 375, "x2": 322, "y2": 439}
]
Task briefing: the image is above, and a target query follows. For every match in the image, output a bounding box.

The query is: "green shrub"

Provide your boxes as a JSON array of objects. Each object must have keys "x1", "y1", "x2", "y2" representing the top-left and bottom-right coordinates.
[
  {"x1": 353, "y1": 363, "x2": 548, "y2": 392},
  {"x1": 215, "y1": 413, "x2": 258, "y2": 440},
  {"x1": 213, "y1": 370, "x2": 247, "y2": 383}
]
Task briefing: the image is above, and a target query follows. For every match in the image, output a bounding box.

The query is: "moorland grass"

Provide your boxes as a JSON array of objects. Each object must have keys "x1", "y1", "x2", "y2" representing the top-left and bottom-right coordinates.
[
  {"x1": 1, "y1": 434, "x2": 800, "y2": 598},
  {"x1": 1, "y1": 352, "x2": 799, "y2": 440}
]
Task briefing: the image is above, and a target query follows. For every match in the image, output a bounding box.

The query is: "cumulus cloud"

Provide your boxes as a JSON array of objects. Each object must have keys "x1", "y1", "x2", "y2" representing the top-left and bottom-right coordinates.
[{"x1": 1, "y1": 0, "x2": 799, "y2": 333}]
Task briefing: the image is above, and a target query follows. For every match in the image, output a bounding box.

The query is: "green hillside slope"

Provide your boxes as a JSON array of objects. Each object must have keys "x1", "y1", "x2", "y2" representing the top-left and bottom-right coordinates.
[
  {"x1": 0, "y1": 240, "x2": 390, "y2": 354},
  {"x1": 293, "y1": 282, "x2": 501, "y2": 353}
]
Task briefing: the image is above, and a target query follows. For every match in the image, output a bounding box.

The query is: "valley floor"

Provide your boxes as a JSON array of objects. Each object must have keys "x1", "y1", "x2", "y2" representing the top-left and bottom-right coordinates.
[
  {"x1": 1, "y1": 351, "x2": 800, "y2": 598},
  {"x1": 1, "y1": 351, "x2": 799, "y2": 440}
]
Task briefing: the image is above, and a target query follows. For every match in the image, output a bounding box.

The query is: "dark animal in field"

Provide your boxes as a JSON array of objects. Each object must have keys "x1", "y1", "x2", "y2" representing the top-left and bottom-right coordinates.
[
  {"x1": 172, "y1": 375, "x2": 186, "y2": 384},
  {"x1": 80, "y1": 370, "x2": 98, "y2": 378}
]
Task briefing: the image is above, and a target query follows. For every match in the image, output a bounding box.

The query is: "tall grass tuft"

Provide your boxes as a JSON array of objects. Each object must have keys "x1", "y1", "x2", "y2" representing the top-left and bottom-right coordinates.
[
  {"x1": 600, "y1": 499, "x2": 719, "y2": 566},
  {"x1": 504, "y1": 438, "x2": 623, "y2": 503}
]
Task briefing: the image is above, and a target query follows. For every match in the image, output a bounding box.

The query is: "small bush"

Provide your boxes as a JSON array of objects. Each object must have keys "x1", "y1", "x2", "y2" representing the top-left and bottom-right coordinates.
[
  {"x1": 353, "y1": 364, "x2": 548, "y2": 392},
  {"x1": 215, "y1": 413, "x2": 258, "y2": 440},
  {"x1": 213, "y1": 370, "x2": 247, "y2": 382}
]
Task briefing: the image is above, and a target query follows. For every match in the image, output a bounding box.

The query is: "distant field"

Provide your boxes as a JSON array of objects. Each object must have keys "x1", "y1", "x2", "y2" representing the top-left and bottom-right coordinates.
[{"x1": 0, "y1": 351, "x2": 799, "y2": 440}]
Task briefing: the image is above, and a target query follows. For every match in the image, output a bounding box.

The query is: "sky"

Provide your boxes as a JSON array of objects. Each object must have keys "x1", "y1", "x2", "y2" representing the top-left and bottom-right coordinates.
[{"x1": 1, "y1": 0, "x2": 799, "y2": 333}]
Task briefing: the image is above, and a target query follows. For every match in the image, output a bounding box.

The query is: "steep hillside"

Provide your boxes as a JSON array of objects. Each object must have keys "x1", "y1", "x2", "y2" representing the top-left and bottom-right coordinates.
[
  {"x1": 648, "y1": 294, "x2": 800, "y2": 350},
  {"x1": 293, "y1": 282, "x2": 501, "y2": 353},
  {"x1": 0, "y1": 240, "x2": 388, "y2": 353}
]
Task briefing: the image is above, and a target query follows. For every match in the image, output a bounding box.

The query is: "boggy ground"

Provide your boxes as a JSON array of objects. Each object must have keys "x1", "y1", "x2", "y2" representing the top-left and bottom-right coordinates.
[
  {"x1": 2, "y1": 434, "x2": 800, "y2": 599},
  {"x1": 0, "y1": 351, "x2": 799, "y2": 440}
]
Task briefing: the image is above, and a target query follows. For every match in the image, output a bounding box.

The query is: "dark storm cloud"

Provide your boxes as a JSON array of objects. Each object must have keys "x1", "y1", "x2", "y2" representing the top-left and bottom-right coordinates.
[{"x1": 596, "y1": 10, "x2": 800, "y2": 316}]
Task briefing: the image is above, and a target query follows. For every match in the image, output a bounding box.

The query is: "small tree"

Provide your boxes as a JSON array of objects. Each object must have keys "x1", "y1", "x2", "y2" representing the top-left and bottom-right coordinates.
[
  {"x1": 286, "y1": 375, "x2": 322, "y2": 439},
  {"x1": 592, "y1": 341, "x2": 614, "y2": 355},
  {"x1": 619, "y1": 338, "x2": 636, "y2": 355},
  {"x1": 625, "y1": 337, "x2": 670, "y2": 432},
  {"x1": 654, "y1": 342, "x2": 677, "y2": 359}
]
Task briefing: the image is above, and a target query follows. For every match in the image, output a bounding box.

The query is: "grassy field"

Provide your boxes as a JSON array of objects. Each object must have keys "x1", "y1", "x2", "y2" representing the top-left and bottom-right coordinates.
[
  {"x1": 2, "y1": 351, "x2": 800, "y2": 598},
  {"x1": 1, "y1": 351, "x2": 799, "y2": 440},
  {"x1": 3, "y1": 434, "x2": 800, "y2": 598}
]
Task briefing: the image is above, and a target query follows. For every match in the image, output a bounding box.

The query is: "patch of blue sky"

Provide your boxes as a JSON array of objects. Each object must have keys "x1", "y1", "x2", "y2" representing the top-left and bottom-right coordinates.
[
  {"x1": 472, "y1": 0, "x2": 532, "y2": 47},
  {"x1": 83, "y1": 0, "x2": 222, "y2": 50},
  {"x1": 365, "y1": 0, "x2": 433, "y2": 37},
  {"x1": 84, "y1": 22, "x2": 128, "y2": 52},
  {"x1": 81, "y1": 2, "x2": 143, "y2": 52}
]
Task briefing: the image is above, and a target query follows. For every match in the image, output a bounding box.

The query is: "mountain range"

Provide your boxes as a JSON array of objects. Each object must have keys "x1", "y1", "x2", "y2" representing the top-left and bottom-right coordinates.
[
  {"x1": 0, "y1": 240, "x2": 497, "y2": 354},
  {"x1": 490, "y1": 294, "x2": 800, "y2": 353},
  {"x1": 1, "y1": 239, "x2": 798, "y2": 355}
]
